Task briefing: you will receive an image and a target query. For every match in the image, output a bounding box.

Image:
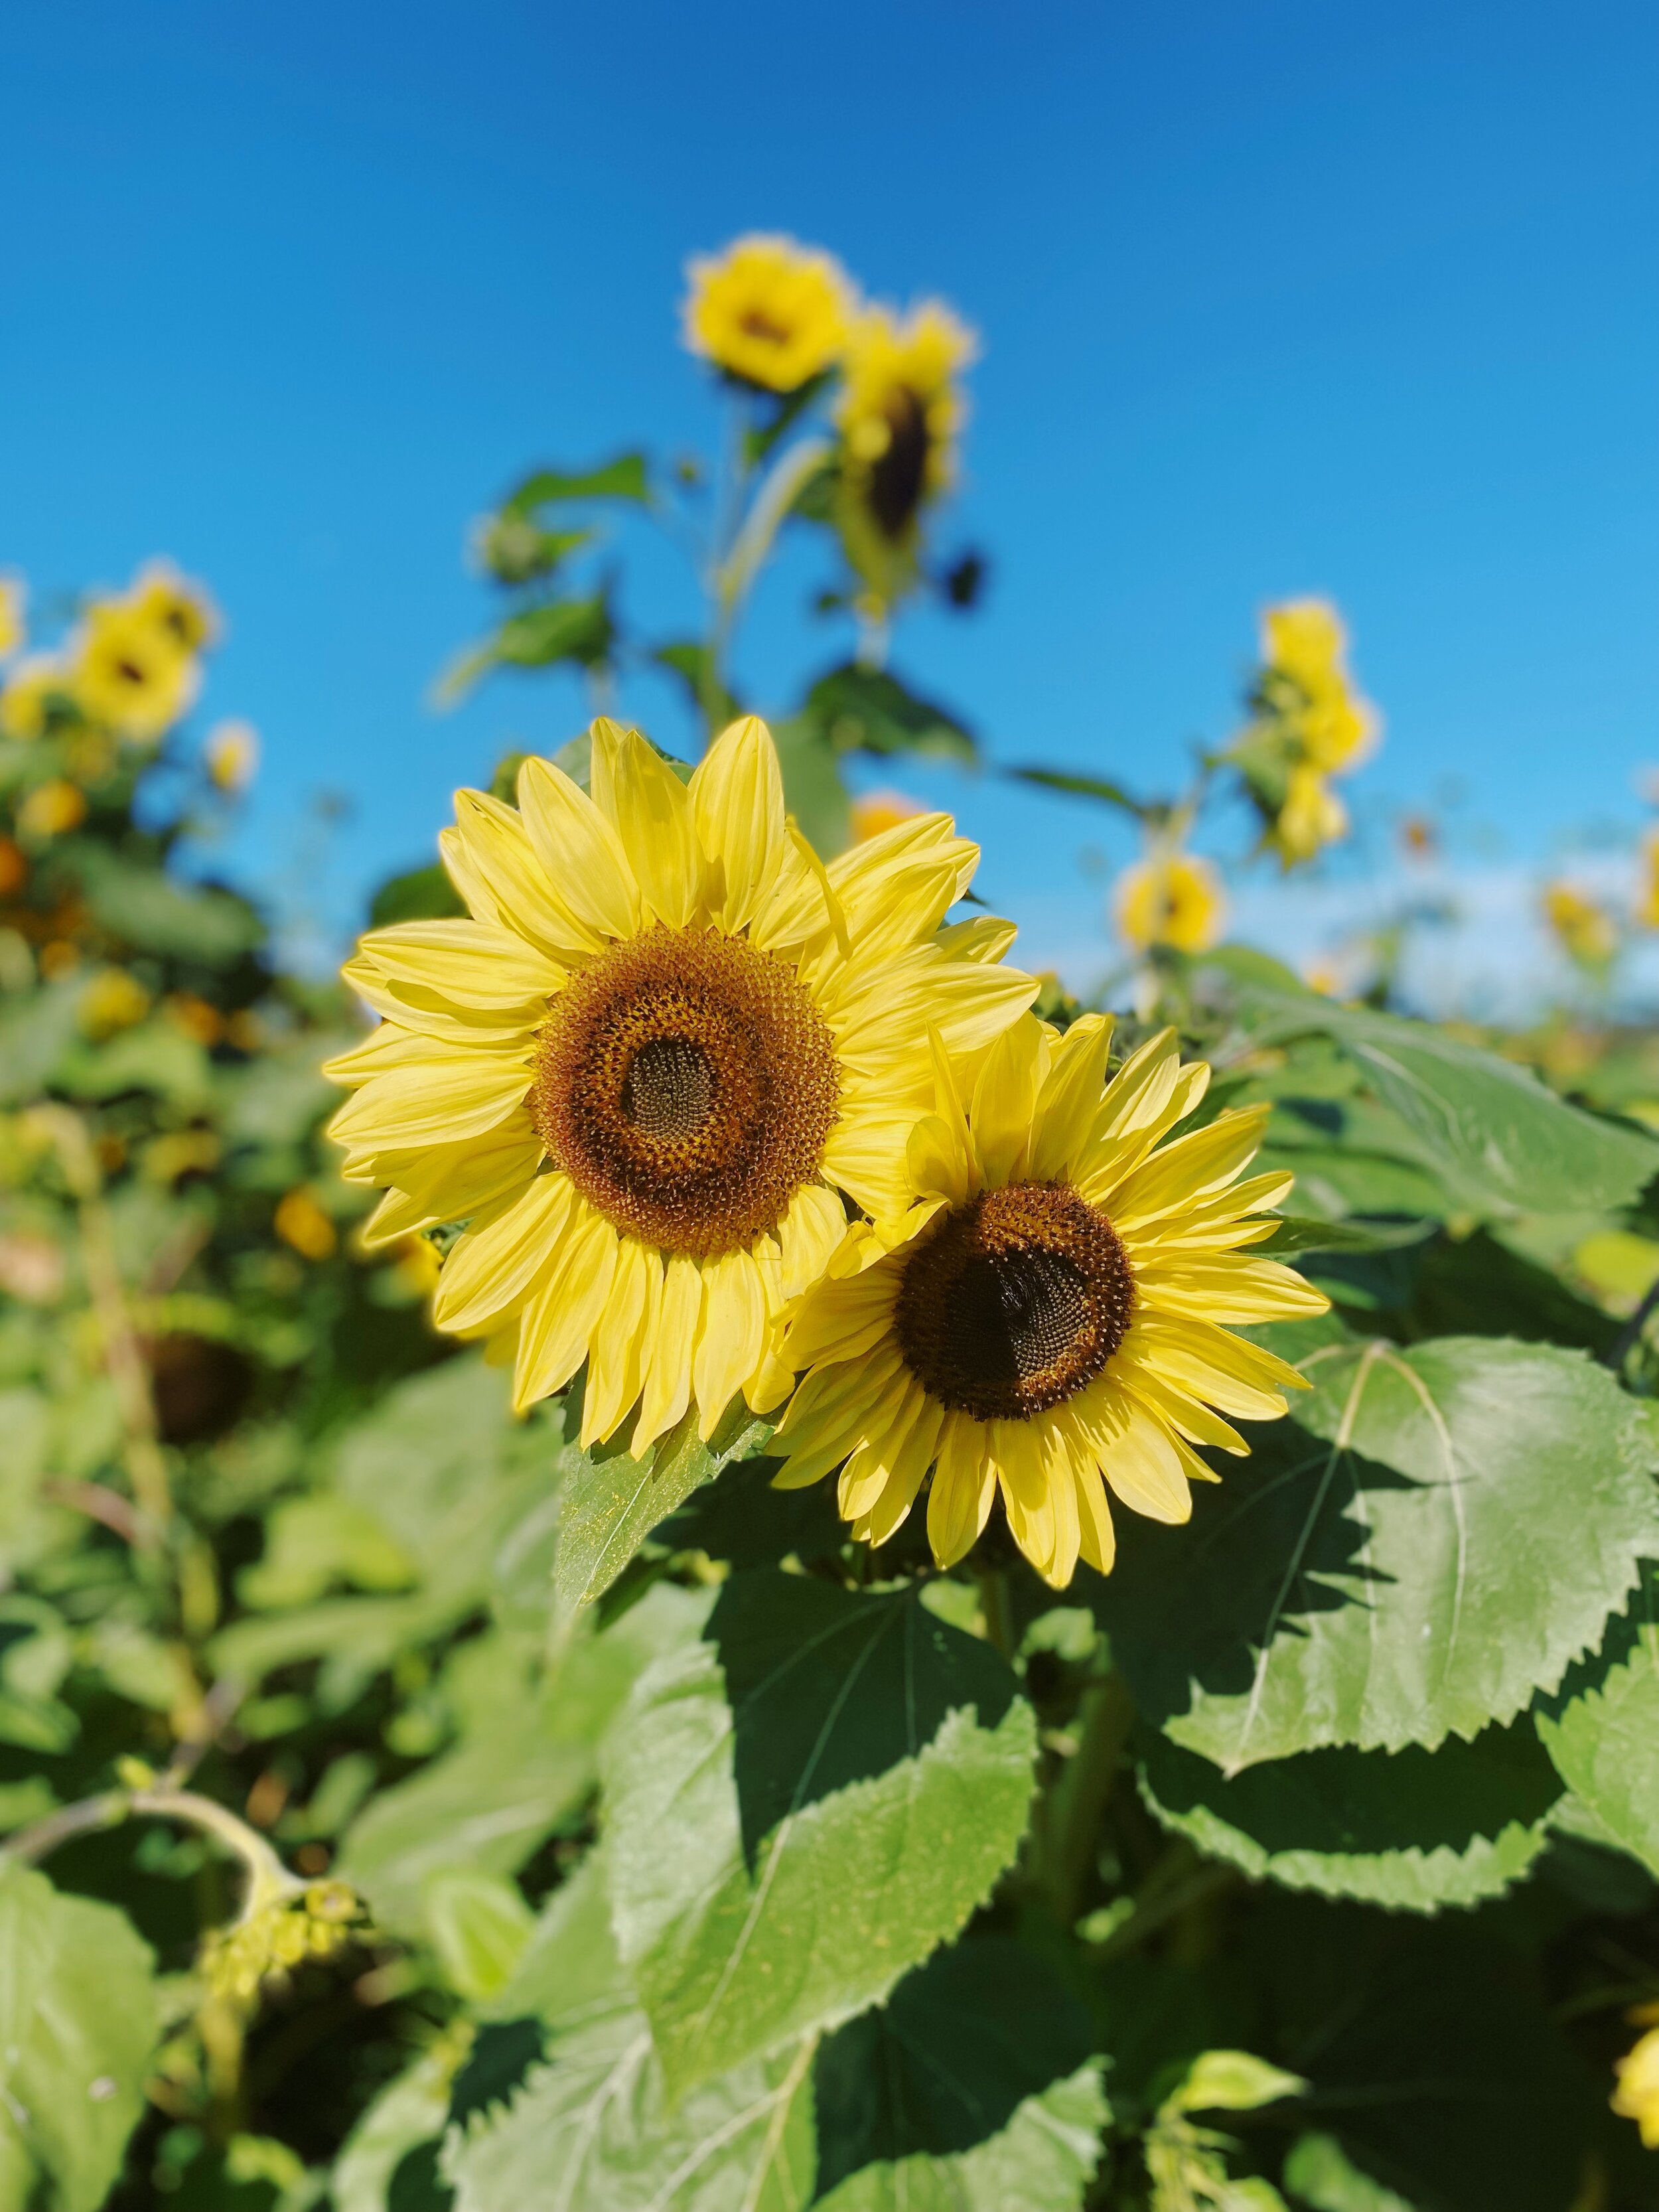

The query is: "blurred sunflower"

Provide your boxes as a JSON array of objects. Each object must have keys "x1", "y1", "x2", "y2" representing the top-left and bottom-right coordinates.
[
  {"x1": 128, "y1": 559, "x2": 221, "y2": 654},
  {"x1": 683, "y1": 234, "x2": 854, "y2": 394},
  {"x1": 1542, "y1": 881, "x2": 1617, "y2": 975},
  {"x1": 0, "y1": 575, "x2": 25, "y2": 659},
  {"x1": 835, "y1": 301, "x2": 975, "y2": 597},
  {"x1": 1259, "y1": 598, "x2": 1378, "y2": 775},
  {"x1": 1270, "y1": 763, "x2": 1348, "y2": 865},
  {"x1": 1115, "y1": 850, "x2": 1226, "y2": 954},
  {"x1": 769, "y1": 1015, "x2": 1326, "y2": 1586},
  {"x1": 74, "y1": 600, "x2": 199, "y2": 741},
  {"x1": 0, "y1": 654, "x2": 68, "y2": 741},
  {"x1": 326, "y1": 716, "x2": 1035, "y2": 1453}
]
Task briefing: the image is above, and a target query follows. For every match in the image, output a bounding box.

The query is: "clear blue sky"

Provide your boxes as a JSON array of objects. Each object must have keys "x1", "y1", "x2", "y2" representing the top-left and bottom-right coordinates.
[{"x1": 3, "y1": 1, "x2": 1656, "y2": 976}]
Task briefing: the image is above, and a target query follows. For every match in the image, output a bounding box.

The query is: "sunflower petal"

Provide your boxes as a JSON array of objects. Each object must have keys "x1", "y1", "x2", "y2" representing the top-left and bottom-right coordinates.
[
  {"x1": 589, "y1": 719, "x2": 701, "y2": 928},
  {"x1": 432, "y1": 1174, "x2": 573, "y2": 1334},
  {"x1": 516, "y1": 752, "x2": 640, "y2": 943},
  {"x1": 692, "y1": 1247, "x2": 767, "y2": 1436},
  {"x1": 512, "y1": 1207, "x2": 618, "y2": 1411},
  {"x1": 689, "y1": 715, "x2": 786, "y2": 936},
  {"x1": 634, "y1": 1255, "x2": 702, "y2": 1455}
]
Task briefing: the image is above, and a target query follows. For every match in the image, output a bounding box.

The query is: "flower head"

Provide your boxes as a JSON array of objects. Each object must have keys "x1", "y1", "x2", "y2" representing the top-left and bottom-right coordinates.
[
  {"x1": 80, "y1": 968, "x2": 152, "y2": 1039},
  {"x1": 127, "y1": 559, "x2": 220, "y2": 655},
  {"x1": 17, "y1": 778, "x2": 88, "y2": 841},
  {"x1": 1116, "y1": 851, "x2": 1226, "y2": 954},
  {"x1": 683, "y1": 234, "x2": 855, "y2": 394},
  {"x1": 1271, "y1": 764, "x2": 1348, "y2": 866},
  {"x1": 1613, "y1": 2024, "x2": 1659, "y2": 2149},
  {"x1": 835, "y1": 302, "x2": 976, "y2": 601},
  {"x1": 201, "y1": 1879, "x2": 366, "y2": 2007},
  {"x1": 0, "y1": 575, "x2": 25, "y2": 660},
  {"x1": 0, "y1": 654, "x2": 70, "y2": 742},
  {"x1": 205, "y1": 718, "x2": 260, "y2": 792},
  {"x1": 1542, "y1": 881, "x2": 1617, "y2": 975},
  {"x1": 770, "y1": 1015, "x2": 1327, "y2": 1585},
  {"x1": 326, "y1": 716, "x2": 1036, "y2": 1454},
  {"x1": 73, "y1": 599, "x2": 199, "y2": 741}
]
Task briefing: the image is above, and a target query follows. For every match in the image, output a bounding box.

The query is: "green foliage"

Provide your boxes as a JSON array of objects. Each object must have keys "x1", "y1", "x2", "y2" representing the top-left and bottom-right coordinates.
[{"x1": 1537, "y1": 1563, "x2": 1659, "y2": 1875}]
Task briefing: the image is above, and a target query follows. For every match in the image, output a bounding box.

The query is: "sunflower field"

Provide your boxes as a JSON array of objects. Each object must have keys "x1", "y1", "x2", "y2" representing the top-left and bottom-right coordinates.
[{"x1": 6, "y1": 236, "x2": 1659, "y2": 2212}]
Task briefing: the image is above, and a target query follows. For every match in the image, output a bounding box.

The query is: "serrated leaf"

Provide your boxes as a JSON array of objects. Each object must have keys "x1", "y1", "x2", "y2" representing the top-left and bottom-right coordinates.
[
  {"x1": 553, "y1": 1399, "x2": 773, "y2": 1609},
  {"x1": 603, "y1": 1571, "x2": 1037, "y2": 2093},
  {"x1": 1137, "y1": 1720, "x2": 1561, "y2": 1909},
  {"x1": 1536, "y1": 1562, "x2": 1659, "y2": 1876},
  {"x1": 445, "y1": 1852, "x2": 815, "y2": 2212},
  {"x1": 0, "y1": 1863, "x2": 159, "y2": 2212},
  {"x1": 1100, "y1": 1338, "x2": 1659, "y2": 1769},
  {"x1": 1235, "y1": 989, "x2": 1659, "y2": 1217},
  {"x1": 811, "y1": 1934, "x2": 1100, "y2": 2195},
  {"x1": 332, "y1": 2037, "x2": 465, "y2": 2212},
  {"x1": 816, "y1": 2066, "x2": 1108, "y2": 2212}
]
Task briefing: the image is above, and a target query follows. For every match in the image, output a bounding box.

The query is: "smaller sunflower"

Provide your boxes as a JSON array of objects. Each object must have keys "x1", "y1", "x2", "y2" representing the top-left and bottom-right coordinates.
[
  {"x1": 0, "y1": 575, "x2": 25, "y2": 660},
  {"x1": 73, "y1": 599, "x2": 199, "y2": 742},
  {"x1": 128, "y1": 559, "x2": 221, "y2": 655},
  {"x1": 1269, "y1": 764, "x2": 1348, "y2": 866},
  {"x1": 1115, "y1": 851, "x2": 1226, "y2": 954},
  {"x1": 769, "y1": 1013, "x2": 1328, "y2": 1587},
  {"x1": 835, "y1": 301, "x2": 975, "y2": 597},
  {"x1": 684, "y1": 234, "x2": 855, "y2": 394},
  {"x1": 0, "y1": 654, "x2": 70, "y2": 742},
  {"x1": 1259, "y1": 598, "x2": 1378, "y2": 775}
]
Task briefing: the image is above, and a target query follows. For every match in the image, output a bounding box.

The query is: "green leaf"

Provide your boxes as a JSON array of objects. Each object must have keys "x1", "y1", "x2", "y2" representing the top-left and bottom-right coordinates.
[
  {"x1": 369, "y1": 863, "x2": 468, "y2": 928},
  {"x1": 340, "y1": 1586, "x2": 697, "y2": 1929},
  {"x1": 800, "y1": 663, "x2": 978, "y2": 765},
  {"x1": 332, "y1": 2037, "x2": 465, "y2": 2212},
  {"x1": 1100, "y1": 1338, "x2": 1659, "y2": 1769},
  {"x1": 770, "y1": 714, "x2": 852, "y2": 858},
  {"x1": 423, "y1": 1869, "x2": 535, "y2": 2001},
  {"x1": 603, "y1": 1570, "x2": 1037, "y2": 2093},
  {"x1": 816, "y1": 2067, "x2": 1108, "y2": 2212},
  {"x1": 445, "y1": 1852, "x2": 817, "y2": 2212},
  {"x1": 1163, "y1": 2049, "x2": 1307, "y2": 2116},
  {"x1": 502, "y1": 454, "x2": 650, "y2": 513},
  {"x1": 553, "y1": 1398, "x2": 774, "y2": 1609},
  {"x1": 1536, "y1": 1562, "x2": 1659, "y2": 1876},
  {"x1": 1137, "y1": 1720, "x2": 1562, "y2": 1909},
  {"x1": 810, "y1": 1934, "x2": 1101, "y2": 2197},
  {"x1": 1255, "y1": 1217, "x2": 1433, "y2": 1257},
  {"x1": 1283, "y1": 2134, "x2": 1415, "y2": 2212},
  {"x1": 1234, "y1": 988, "x2": 1659, "y2": 1217},
  {"x1": 0, "y1": 1862, "x2": 159, "y2": 2212},
  {"x1": 77, "y1": 849, "x2": 263, "y2": 962},
  {"x1": 1006, "y1": 764, "x2": 1149, "y2": 818},
  {"x1": 435, "y1": 596, "x2": 613, "y2": 703}
]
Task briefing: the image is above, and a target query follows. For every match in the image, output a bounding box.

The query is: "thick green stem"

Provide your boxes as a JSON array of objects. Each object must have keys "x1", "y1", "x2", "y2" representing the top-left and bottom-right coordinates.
[{"x1": 1031, "y1": 1672, "x2": 1137, "y2": 1928}]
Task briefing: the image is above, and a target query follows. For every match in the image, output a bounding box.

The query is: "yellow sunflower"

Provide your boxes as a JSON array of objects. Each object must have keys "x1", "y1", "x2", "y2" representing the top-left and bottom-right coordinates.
[
  {"x1": 1260, "y1": 598, "x2": 1378, "y2": 774},
  {"x1": 73, "y1": 599, "x2": 199, "y2": 741},
  {"x1": 1270, "y1": 763, "x2": 1348, "y2": 866},
  {"x1": 1115, "y1": 851, "x2": 1226, "y2": 954},
  {"x1": 0, "y1": 654, "x2": 70, "y2": 741},
  {"x1": 835, "y1": 301, "x2": 975, "y2": 595},
  {"x1": 768, "y1": 1013, "x2": 1328, "y2": 1587},
  {"x1": 128, "y1": 559, "x2": 221, "y2": 654},
  {"x1": 325, "y1": 715, "x2": 1036, "y2": 1455},
  {"x1": 0, "y1": 575, "x2": 25, "y2": 660},
  {"x1": 683, "y1": 235, "x2": 855, "y2": 394}
]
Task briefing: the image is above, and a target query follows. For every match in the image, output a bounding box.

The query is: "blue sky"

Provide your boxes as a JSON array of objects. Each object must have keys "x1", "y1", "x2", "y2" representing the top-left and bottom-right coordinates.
[{"x1": 3, "y1": 1, "x2": 1656, "y2": 988}]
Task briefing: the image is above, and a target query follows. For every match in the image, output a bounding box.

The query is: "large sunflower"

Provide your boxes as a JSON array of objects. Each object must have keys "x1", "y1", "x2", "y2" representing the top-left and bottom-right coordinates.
[
  {"x1": 768, "y1": 1012, "x2": 1329, "y2": 1587},
  {"x1": 325, "y1": 716, "x2": 1036, "y2": 1454},
  {"x1": 682, "y1": 234, "x2": 854, "y2": 394}
]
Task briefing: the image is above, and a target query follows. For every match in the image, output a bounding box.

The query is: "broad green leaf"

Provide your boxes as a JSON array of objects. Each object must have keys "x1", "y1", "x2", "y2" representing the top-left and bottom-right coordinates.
[
  {"x1": 816, "y1": 2067, "x2": 1108, "y2": 2212},
  {"x1": 603, "y1": 1570, "x2": 1037, "y2": 2093},
  {"x1": 0, "y1": 1863, "x2": 159, "y2": 2212},
  {"x1": 800, "y1": 662, "x2": 978, "y2": 766},
  {"x1": 332, "y1": 2033, "x2": 469, "y2": 2212},
  {"x1": 1256, "y1": 1216, "x2": 1432, "y2": 1257},
  {"x1": 1236, "y1": 988, "x2": 1659, "y2": 1217},
  {"x1": 811, "y1": 1935, "x2": 1101, "y2": 2197},
  {"x1": 77, "y1": 848, "x2": 263, "y2": 962},
  {"x1": 770, "y1": 714, "x2": 852, "y2": 858},
  {"x1": 368, "y1": 861, "x2": 468, "y2": 928},
  {"x1": 1137, "y1": 1721, "x2": 1561, "y2": 1909},
  {"x1": 492, "y1": 597, "x2": 613, "y2": 671},
  {"x1": 423, "y1": 1868, "x2": 535, "y2": 2000},
  {"x1": 445, "y1": 1852, "x2": 816, "y2": 2212},
  {"x1": 553, "y1": 1398, "x2": 773, "y2": 1608},
  {"x1": 340, "y1": 1587, "x2": 696, "y2": 1929},
  {"x1": 1101, "y1": 1339, "x2": 1659, "y2": 1769},
  {"x1": 1283, "y1": 2134, "x2": 1415, "y2": 2212},
  {"x1": 1536, "y1": 1562, "x2": 1659, "y2": 1876},
  {"x1": 503, "y1": 453, "x2": 650, "y2": 512}
]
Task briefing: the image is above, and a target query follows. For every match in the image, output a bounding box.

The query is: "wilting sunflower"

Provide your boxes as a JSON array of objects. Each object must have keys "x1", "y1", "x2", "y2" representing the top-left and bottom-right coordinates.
[
  {"x1": 683, "y1": 234, "x2": 854, "y2": 394},
  {"x1": 73, "y1": 599, "x2": 199, "y2": 741},
  {"x1": 835, "y1": 301, "x2": 975, "y2": 597},
  {"x1": 1115, "y1": 850, "x2": 1226, "y2": 954},
  {"x1": 768, "y1": 1013, "x2": 1329, "y2": 1587},
  {"x1": 325, "y1": 716, "x2": 1035, "y2": 1455}
]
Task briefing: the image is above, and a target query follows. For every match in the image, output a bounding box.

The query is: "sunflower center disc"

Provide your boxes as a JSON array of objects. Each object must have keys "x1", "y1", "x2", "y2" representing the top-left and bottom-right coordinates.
[
  {"x1": 530, "y1": 924, "x2": 840, "y2": 1259},
  {"x1": 895, "y1": 1182, "x2": 1133, "y2": 1421}
]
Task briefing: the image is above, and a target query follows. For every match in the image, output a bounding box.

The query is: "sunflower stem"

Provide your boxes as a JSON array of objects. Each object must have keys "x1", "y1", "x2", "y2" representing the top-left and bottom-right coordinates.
[
  {"x1": 1030, "y1": 1670, "x2": 1137, "y2": 1929},
  {"x1": 975, "y1": 1565, "x2": 1014, "y2": 1659}
]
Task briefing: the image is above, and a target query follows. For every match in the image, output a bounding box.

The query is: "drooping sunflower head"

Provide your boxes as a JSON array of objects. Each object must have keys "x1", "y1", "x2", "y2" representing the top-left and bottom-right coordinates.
[
  {"x1": 835, "y1": 301, "x2": 976, "y2": 596},
  {"x1": 128, "y1": 559, "x2": 221, "y2": 656},
  {"x1": 72, "y1": 599, "x2": 200, "y2": 742},
  {"x1": 1114, "y1": 850, "x2": 1226, "y2": 955},
  {"x1": 771, "y1": 1013, "x2": 1329, "y2": 1587},
  {"x1": 683, "y1": 234, "x2": 855, "y2": 394},
  {"x1": 325, "y1": 715, "x2": 1037, "y2": 1456}
]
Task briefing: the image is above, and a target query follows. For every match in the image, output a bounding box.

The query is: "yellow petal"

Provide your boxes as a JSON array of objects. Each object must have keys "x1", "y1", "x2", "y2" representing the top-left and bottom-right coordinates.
[
  {"x1": 692, "y1": 1247, "x2": 766, "y2": 1437},
  {"x1": 432, "y1": 1175, "x2": 573, "y2": 1334},
  {"x1": 632, "y1": 1253, "x2": 702, "y2": 1454},
  {"x1": 359, "y1": 1185, "x2": 439, "y2": 1248},
  {"x1": 970, "y1": 1013, "x2": 1050, "y2": 1186},
  {"x1": 1083, "y1": 1387, "x2": 1192, "y2": 1524},
  {"x1": 784, "y1": 1258, "x2": 902, "y2": 1372},
  {"x1": 828, "y1": 813, "x2": 976, "y2": 958},
  {"x1": 926, "y1": 1414, "x2": 996, "y2": 1568},
  {"x1": 582, "y1": 1239, "x2": 660, "y2": 1445},
  {"x1": 1133, "y1": 1253, "x2": 1330, "y2": 1324},
  {"x1": 774, "y1": 1183, "x2": 849, "y2": 1301},
  {"x1": 689, "y1": 715, "x2": 785, "y2": 936},
  {"x1": 863, "y1": 1396, "x2": 944, "y2": 1546},
  {"x1": 516, "y1": 752, "x2": 640, "y2": 944},
  {"x1": 1118, "y1": 1366, "x2": 1249, "y2": 1455},
  {"x1": 326, "y1": 1054, "x2": 532, "y2": 1155},
  {"x1": 1027, "y1": 1015, "x2": 1113, "y2": 1184},
  {"x1": 512, "y1": 1206, "x2": 618, "y2": 1410},
  {"x1": 1073, "y1": 1459, "x2": 1116, "y2": 1575},
  {"x1": 934, "y1": 913, "x2": 1019, "y2": 965},
  {"x1": 1108, "y1": 1108, "x2": 1272, "y2": 1230},
  {"x1": 375, "y1": 1129, "x2": 545, "y2": 1230},
  {"x1": 1041, "y1": 1422, "x2": 1082, "y2": 1588},
  {"x1": 1122, "y1": 1313, "x2": 1308, "y2": 1423},
  {"x1": 589, "y1": 719, "x2": 700, "y2": 928},
  {"x1": 451, "y1": 788, "x2": 602, "y2": 961}
]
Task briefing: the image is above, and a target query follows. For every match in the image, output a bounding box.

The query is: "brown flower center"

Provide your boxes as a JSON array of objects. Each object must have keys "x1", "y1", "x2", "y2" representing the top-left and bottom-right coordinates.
[
  {"x1": 895, "y1": 1182, "x2": 1133, "y2": 1421},
  {"x1": 530, "y1": 924, "x2": 839, "y2": 1258}
]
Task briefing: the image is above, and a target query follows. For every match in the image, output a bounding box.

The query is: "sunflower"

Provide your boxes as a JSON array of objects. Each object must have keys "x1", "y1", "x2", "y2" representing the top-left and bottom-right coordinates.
[
  {"x1": 0, "y1": 654, "x2": 70, "y2": 741},
  {"x1": 128, "y1": 559, "x2": 221, "y2": 654},
  {"x1": 768, "y1": 1013, "x2": 1329, "y2": 1587},
  {"x1": 73, "y1": 600, "x2": 199, "y2": 741},
  {"x1": 683, "y1": 235, "x2": 855, "y2": 394},
  {"x1": 1115, "y1": 850, "x2": 1226, "y2": 954},
  {"x1": 835, "y1": 301, "x2": 975, "y2": 596},
  {"x1": 325, "y1": 715, "x2": 1036, "y2": 1455},
  {"x1": 1269, "y1": 763, "x2": 1348, "y2": 866},
  {"x1": 0, "y1": 575, "x2": 25, "y2": 660},
  {"x1": 1259, "y1": 598, "x2": 1377, "y2": 775}
]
